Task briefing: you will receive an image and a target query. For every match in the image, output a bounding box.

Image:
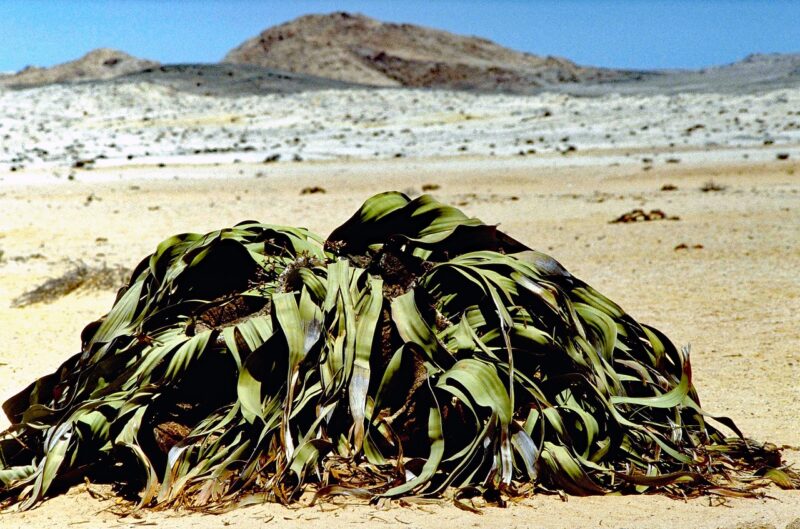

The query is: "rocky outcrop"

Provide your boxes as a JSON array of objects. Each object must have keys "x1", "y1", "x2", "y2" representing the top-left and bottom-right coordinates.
[
  {"x1": 2, "y1": 48, "x2": 158, "y2": 87},
  {"x1": 223, "y1": 12, "x2": 635, "y2": 92}
]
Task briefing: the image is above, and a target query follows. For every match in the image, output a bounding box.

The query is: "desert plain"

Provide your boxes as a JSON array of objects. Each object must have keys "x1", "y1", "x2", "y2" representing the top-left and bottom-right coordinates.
[{"x1": 1, "y1": 17, "x2": 800, "y2": 528}]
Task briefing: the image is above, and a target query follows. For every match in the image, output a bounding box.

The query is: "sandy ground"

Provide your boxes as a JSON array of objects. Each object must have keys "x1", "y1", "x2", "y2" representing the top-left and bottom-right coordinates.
[{"x1": 0, "y1": 153, "x2": 798, "y2": 528}]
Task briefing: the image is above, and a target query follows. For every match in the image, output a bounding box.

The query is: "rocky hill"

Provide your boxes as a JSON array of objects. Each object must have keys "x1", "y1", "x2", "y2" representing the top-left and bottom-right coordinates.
[
  {"x1": 1, "y1": 48, "x2": 158, "y2": 87},
  {"x1": 223, "y1": 12, "x2": 642, "y2": 92}
]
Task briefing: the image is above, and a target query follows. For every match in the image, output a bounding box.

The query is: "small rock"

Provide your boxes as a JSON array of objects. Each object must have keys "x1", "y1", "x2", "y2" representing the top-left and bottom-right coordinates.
[
  {"x1": 561, "y1": 145, "x2": 577, "y2": 154},
  {"x1": 685, "y1": 124, "x2": 705, "y2": 134},
  {"x1": 701, "y1": 181, "x2": 726, "y2": 192},
  {"x1": 674, "y1": 243, "x2": 704, "y2": 251},
  {"x1": 72, "y1": 158, "x2": 94, "y2": 169},
  {"x1": 611, "y1": 209, "x2": 680, "y2": 224},
  {"x1": 776, "y1": 152, "x2": 790, "y2": 160}
]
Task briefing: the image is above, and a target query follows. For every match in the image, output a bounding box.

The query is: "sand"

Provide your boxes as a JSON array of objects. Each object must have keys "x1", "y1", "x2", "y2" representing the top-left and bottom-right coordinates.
[{"x1": 0, "y1": 153, "x2": 799, "y2": 528}]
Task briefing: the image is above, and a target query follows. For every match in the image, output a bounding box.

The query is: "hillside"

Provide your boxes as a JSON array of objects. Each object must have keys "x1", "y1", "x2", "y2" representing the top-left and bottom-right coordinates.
[
  {"x1": 223, "y1": 12, "x2": 641, "y2": 91},
  {"x1": 1, "y1": 48, "x2": 157, "y2": 87},
  {"x1": 558, "y1": 52, "x2": 800, "y2": 95}
]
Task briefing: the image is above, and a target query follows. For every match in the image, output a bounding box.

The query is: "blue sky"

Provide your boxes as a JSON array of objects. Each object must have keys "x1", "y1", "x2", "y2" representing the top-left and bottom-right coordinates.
[{"x1": 1, "y1": 0, "x2": 799, "y2": 72}]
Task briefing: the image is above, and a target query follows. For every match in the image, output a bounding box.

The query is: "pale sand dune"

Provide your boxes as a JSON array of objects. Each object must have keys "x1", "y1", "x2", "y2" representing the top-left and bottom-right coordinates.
[{"x1": 0, "y1": 157, "x2": 798, "y2": 528}]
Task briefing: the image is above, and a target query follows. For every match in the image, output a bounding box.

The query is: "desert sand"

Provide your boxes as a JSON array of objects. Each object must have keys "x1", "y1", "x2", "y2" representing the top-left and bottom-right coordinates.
[{"x1": 1, "y1": 150, "x2": 798, "y2": 528}]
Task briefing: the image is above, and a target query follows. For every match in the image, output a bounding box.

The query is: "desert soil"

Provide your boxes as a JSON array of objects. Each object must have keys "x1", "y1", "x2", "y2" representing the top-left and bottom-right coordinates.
[
  {"x1": 0, "y1": 153, "x2": 798, "y2": 528},
  {"x1": 3, "y1": 85, "x2": 799, "y2": 172}
]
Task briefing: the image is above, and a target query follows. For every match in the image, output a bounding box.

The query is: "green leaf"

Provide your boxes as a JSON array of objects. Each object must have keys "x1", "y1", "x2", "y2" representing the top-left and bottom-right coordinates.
[
  {"x1": 391, "y1": 291, "x2": 453, "y2": 369},
  {"x1": 437, "y1": 359, "x2": 512, "y2": 425}
]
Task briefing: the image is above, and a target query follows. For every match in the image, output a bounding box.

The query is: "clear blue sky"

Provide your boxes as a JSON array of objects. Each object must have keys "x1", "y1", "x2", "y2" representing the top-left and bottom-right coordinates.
[{"x1": 1, "y1": 0, "x2": 799, "y2": 72}]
